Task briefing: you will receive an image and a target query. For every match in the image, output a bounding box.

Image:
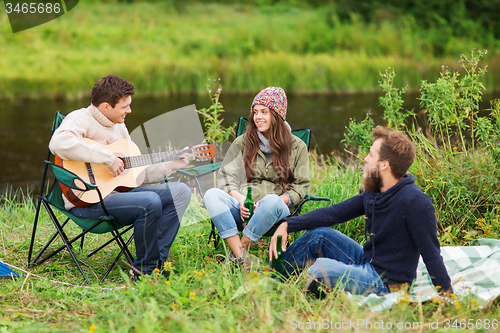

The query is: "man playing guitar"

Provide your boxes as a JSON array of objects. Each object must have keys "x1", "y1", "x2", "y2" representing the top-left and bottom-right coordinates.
[{"x1": 49, "y1": 75, "x2": 194, "y2": 278}]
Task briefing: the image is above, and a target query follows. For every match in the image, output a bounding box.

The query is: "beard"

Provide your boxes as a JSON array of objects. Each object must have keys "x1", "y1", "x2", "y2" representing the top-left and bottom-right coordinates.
[{"x1": 362, "y1": 165, "x2": 382, "y2": 193}]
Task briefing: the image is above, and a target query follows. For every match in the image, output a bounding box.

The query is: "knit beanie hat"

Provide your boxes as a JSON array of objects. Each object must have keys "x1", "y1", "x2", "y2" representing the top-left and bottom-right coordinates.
[{"x1": 251, "y1": 87, "x2": 287, "y2": 121}]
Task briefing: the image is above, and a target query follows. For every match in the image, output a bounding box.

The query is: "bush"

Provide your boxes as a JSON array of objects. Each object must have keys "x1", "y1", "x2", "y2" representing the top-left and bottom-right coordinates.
[{"x1": 343, "y1": 49, "x2": 500, "y2": 245}]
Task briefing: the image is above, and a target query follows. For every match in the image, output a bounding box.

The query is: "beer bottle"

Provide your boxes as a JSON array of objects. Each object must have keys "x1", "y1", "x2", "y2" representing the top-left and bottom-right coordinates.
[
  {"x1": 243, "y1": 186, "x2": 254, "y2": 223},
  {"x1": 271, "y1": 235, "x2": 284, "y2": 275}
]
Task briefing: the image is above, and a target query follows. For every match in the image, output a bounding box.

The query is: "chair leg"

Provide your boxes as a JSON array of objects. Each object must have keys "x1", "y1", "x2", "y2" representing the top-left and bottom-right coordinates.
[
  {"x1": 28, "y1": 197, "x2": 43, "y2": 266},
  {"x1": 45, "y1": 204, "x2": 90, "y2": 284},
  {"x1": 80, "y1": 234, "x2": 85, "y2": 251},
  {"x1": 98, "y1": 225, "x2": 135, "y2": 283},
  {"x1": 112, "y1": 227, "x2": 134, "y2": 265},
  {"x1": 29, "y1": 158, "x2": 51, "y2": 265},
  {"x1": 87, "y1": 225, "x2": 133, "y2": 258},
  {"x1": 99, "y1": 234, "x2": 134, "y2": 283},
  {"x1": 207, "y1": 220, "x2": 220, "y2": 248},
  {"x1": 30, "y1": 211, "x2": 72, "y2": 266}
]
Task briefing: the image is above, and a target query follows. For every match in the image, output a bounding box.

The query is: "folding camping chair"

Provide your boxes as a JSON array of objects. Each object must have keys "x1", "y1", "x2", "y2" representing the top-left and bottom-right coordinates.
[
  {"x1": 28, "y1": 111, "x2": 134, "y2": 284},
  {"x1": 178, "y1": 117, "x2": 331, "y2": 247}
]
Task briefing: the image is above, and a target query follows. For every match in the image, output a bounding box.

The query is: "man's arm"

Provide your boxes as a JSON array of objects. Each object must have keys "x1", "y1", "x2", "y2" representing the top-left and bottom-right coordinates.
[
  {"x1": 49, "y1": 113, "x2": 117, "y2": 167},
  {"x1": 142, "y1": 149, "x2": 194, "y2": 183},
  {"x1": 269, "y1": 194, "x2": 365, "y2": 259},
  {"x1": 285, "y1": 193, "x2": 365, "y2": 233},
  {"x1": 407, "y1": 194, "x2": 452, "y2": 292}
]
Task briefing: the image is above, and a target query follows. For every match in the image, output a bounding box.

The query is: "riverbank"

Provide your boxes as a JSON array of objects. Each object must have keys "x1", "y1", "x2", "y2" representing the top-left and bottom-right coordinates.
[{"x1": 1, "y1": 2, "x2": 499, "y2": 99}]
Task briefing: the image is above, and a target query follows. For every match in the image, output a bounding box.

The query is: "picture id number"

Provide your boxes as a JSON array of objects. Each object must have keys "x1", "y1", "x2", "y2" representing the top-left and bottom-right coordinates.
[
  {"x1": 5, "y1": 2, "x2": 61, "y2": 14},
  {"x1": 443, "y1": 318, "x2": 498, "y2": 330}
]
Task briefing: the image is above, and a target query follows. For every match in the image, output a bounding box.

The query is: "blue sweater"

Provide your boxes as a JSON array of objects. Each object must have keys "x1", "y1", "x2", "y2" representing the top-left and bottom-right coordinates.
[{"x1": 286, "y1": 174, "x2": 451, "y2": 290}]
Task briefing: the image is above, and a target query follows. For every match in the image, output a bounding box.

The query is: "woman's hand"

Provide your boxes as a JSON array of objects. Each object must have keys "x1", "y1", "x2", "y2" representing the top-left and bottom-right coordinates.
[
  {"x1": 229, "y1": 190, "x2": 251, "y2": 222},
  {"x1": 253, "y1": 200, "x2": 259, "y2": 212},
  {"x1": 269, "y1": 222, "x2": 288, "y2": 261},
  {"x1": 239, "y1": 199, "x2": 251, "y2": 221}
]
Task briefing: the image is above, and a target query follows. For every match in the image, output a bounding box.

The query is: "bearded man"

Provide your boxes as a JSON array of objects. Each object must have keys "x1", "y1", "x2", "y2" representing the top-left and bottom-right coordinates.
[{"x1": 269, "y1": 126, "x2": 452, "y2": 296}]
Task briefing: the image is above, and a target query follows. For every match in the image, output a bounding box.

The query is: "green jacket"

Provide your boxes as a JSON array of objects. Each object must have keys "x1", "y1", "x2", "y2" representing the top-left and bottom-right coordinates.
[{"x1": 217, "y1": 133, "x2": 310, "y2": 207}]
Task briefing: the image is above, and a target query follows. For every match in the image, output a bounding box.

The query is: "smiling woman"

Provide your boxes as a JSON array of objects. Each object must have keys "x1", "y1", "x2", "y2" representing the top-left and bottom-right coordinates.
[
  {"x1": 252, "y1": 105, "x2": 271, "y2": 135},
  {"x1": 203, "y1": 86, "x2": 311, "y2": 265}
]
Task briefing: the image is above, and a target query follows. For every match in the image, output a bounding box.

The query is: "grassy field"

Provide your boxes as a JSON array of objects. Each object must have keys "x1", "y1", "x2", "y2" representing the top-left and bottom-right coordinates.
[
  {"x1": 1, "y1": 155, "x2": 499, "y2": 332},
  {"x1": 1, "y1": 1, "x2": 499, "y2": 99}
]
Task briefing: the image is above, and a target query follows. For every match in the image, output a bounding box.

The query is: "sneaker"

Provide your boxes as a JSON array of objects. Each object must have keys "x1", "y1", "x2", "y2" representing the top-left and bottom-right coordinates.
[
  {"x1": 228, "y1": 249, "x2": 260, "y2": 268},
  {"x1": 129, "y1": 269, "x2": 143, "y2": 283}
]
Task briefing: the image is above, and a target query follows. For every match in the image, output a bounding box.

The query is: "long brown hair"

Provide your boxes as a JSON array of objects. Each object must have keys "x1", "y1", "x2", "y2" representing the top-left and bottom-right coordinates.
[{"x1": 243, "y1": 110, "x2": 294, "y2": 191}]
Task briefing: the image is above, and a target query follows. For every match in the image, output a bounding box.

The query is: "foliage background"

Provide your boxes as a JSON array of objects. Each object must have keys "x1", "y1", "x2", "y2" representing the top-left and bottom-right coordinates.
[
  {"x1": 2, "y1": 1, "x2": 500, "y2": 332},
  {"x1": 1, "y1": 0, "x2": 500, "y2": 98}
]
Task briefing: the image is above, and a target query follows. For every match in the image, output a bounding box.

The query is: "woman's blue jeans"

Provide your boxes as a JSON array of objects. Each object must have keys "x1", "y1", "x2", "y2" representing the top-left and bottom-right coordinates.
[
  {"x1": 70, "y1": 182, "x2": 191, "y2": 274},
  {"x1": 281, "y1": 227, "x2": 390, "y2": 296},
  {"x1": 203, "y1": 188, "x2": 290, "y2": 242}
]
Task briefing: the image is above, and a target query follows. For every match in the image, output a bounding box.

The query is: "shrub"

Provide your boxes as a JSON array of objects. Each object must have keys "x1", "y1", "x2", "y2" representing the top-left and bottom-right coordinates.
[{"x1": 344, "y1": 49, "x2": 500, "y2": 245}]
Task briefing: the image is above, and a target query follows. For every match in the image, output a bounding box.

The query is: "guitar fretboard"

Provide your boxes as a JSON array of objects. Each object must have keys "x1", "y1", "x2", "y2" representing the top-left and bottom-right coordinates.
[{"x1": 122, "y1": 148, "x2": 192, "y2": 169}]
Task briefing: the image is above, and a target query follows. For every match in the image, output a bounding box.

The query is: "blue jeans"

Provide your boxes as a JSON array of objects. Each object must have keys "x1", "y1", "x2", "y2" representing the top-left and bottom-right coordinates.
[
  {"x1": 281, "y1": 227, "x2": 390, "y2": 296},
  {"x1": 71, "y1": 182, "x2": 191, "y2": 274},
  {"x1": 203, "y1": 188, "x2": 290, "y2": 242}
]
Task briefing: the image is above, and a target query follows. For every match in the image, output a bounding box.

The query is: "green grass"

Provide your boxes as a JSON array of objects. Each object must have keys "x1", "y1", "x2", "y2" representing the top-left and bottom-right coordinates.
[
  {"x1": 1, "y1": 2, "x2": 499, "y2": 99},
  {"x1": 1, "y1": 158, "x2": 499, "y2": 332}
]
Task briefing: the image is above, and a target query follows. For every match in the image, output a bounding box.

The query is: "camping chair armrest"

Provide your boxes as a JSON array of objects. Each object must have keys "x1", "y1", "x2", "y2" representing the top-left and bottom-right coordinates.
[
  {"x1": 291, "y1": 194, "x2": 331, "y2": 217},
  {"x1": 44, "y1": 160, "x2": 110, "y2": 215},
  {"x1": 44, "y1": 161, "x2": 98, "y2": 192},
  {"x1": 176, "y1": 169, "x2": 201, "y2": 177},
  {"x1": 142, "y1": 176, "x2": 175, "y2": 186},
  {"x1": 176, "y1": 162, "x2": 223, "y2": 198},
  {"x1": 177, "y1": 162, "x2": 223, "y2": 179}
]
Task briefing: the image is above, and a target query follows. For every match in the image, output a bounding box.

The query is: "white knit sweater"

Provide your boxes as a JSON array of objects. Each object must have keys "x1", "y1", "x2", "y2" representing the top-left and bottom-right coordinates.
[{"x1": 49, "y1": 104, "x2": 173, "y2": 209}]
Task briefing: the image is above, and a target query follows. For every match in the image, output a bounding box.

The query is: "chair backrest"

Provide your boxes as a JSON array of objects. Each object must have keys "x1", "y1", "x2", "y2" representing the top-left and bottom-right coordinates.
[
  {"x1": 235, "y1": 117, "x2": 248, "y2": 138},
  {"x1": 39, "y1": 111, "x2": 67, "y2": 197},
  {"x1": 235, "y1": 116, "x2": 312, "y2": 151},
  {"x1": 52, "y1": 111, "x2": 66, "y2": 133}
]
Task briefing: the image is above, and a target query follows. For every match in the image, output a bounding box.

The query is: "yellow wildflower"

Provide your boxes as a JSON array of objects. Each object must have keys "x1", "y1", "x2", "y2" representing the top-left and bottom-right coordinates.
[
  {"x1": 163, "y1": 261, "x2": 173, "y2": 271},
  {"x1": 165, "y1": 280, "x2": 171, "y2": 286},
  {"x1": 398, "y1": 294, "x2": 410, "y2": 303},
  {"x1": 152, "y1": 268, "x2": 160, "y2": 276},
  {"x1": 89, "y1": 324, "x2": 96, "y2": 333}
]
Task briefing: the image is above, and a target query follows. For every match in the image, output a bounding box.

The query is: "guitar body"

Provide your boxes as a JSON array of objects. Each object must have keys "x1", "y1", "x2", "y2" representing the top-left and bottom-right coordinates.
[
  {"x1": 56, "y1": 138, "x2": 215, "y2": 207},
  {"x1": 57, "y1": 138, "x2": 146, "y2": 207}
]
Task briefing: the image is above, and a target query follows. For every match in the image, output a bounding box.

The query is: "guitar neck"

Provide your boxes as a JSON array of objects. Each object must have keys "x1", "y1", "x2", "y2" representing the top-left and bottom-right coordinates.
[{"x1": 122, "y1": 148, "x2": 192, "y2": 169}]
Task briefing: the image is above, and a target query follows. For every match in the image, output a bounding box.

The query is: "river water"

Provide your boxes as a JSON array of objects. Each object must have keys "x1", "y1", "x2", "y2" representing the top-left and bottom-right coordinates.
[{"x1": 0, "y1": 91, "x2": 496, "y2": 195}]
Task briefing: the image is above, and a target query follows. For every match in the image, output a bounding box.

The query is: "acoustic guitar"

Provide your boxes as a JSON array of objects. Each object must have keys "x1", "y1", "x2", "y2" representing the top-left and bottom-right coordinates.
[{"x1": 55, "y1": 138, "x2": 215, "y2": 207}]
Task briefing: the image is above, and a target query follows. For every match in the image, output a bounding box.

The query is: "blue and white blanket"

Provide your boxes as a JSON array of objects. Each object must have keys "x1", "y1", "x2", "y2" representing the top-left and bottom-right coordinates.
[{"x1": 353, "y1": 238, "x2": 500, "y2": 311}]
